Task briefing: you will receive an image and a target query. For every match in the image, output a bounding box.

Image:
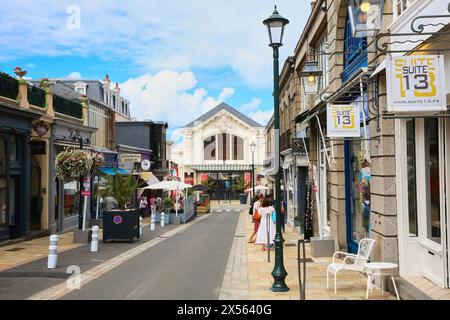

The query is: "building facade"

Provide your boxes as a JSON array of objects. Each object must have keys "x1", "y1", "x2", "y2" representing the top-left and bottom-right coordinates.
[
  {"x1": 115, "y1": 120, "x2": 169, "y2": 180},
  {"x1": 277, "y1": 0, "x2": 450, "y2": 296},
  {"x1": 172, "y1": 103, "x2": 265, "y2": 201}
]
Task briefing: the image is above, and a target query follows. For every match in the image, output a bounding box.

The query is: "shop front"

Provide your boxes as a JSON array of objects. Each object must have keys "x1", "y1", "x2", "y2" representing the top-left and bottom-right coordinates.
[
  {"x1": 391, "y1": 54, "x2": 450, "y2": 288},
  {"x1": 52, "y1": 119, "x2": 96, "y2": 232},
  {"x1": 0, "y1": 104, "x2": 38, "y2": 241}
]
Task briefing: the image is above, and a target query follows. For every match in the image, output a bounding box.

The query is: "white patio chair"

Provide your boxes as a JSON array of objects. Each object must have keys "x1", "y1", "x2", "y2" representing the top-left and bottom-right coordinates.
[{"x1": 326, "y1": 238, "x2": 376, "y2": 294}]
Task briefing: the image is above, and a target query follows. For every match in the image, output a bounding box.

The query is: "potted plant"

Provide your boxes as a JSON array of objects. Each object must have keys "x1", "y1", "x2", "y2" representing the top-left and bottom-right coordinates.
[
  {"x1": 233, "y1": 177, "x2": 250, "y2": 205},
  {"x1": 102, "y1": 171, "x2": 142, "y2": 243},
  {"x1": 163, "y1": 196, "x2": 173, "y2": 212}
]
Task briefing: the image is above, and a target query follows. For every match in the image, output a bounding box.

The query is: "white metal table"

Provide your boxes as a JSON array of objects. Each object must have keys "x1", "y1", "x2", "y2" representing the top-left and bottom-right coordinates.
[{"x1": 363, "y1": 262, "x2": 400, "y2": 300}]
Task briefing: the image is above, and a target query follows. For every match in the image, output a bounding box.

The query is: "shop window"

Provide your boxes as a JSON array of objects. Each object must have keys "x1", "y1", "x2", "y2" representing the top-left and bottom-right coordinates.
[
  {"x1": 0, "y1": 137, "x2": 6, "y2": 226},
  {"x1": 63, "y1": 180, "x2": 79, "y2": 218},
  {"x1": 406, "y1": 120, "x2": 418, "y2": 237},
  {"x1": 425, "y1": 118, "x2": 441, "y2": 244},
  {"x1": 350, "y1": 125, "x2": 371, "y2": 244},
  {"x1": 10, "y1": 136, "x2": 18, "y2": 163}
]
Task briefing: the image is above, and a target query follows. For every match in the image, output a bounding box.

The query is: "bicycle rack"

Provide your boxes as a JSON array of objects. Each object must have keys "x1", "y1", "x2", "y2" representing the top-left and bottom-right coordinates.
[{"x1": 297, "y1": 239, "x2": 308, "y2": 300}]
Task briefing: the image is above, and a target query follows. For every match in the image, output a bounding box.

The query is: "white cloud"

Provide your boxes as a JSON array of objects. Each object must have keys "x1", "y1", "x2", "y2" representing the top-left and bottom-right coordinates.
[
  {"x1": 249, "y1": 110, "x2": 273, "y2": 127},
  {"x1": 67, "y1": 72, "x2": 82, "y2": 79},
  {"x1": 119, "y1": 70, "x2": 234, "y2": 128},
  {"x1": 240, "y1": 98, "x2": 262, "y2": 112},
  {"x1": 0, "y1": 0, "x2": 308, "y2": 88}
]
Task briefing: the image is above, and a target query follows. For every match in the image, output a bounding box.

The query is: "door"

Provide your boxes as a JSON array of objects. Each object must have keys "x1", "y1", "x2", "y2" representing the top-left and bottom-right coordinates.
[
  {"x1": 398, "y1": 118, "x2": 449, "y2": 288},
  {"x1": 420, "y1": 118, "x2": 448, "y2": 287}
]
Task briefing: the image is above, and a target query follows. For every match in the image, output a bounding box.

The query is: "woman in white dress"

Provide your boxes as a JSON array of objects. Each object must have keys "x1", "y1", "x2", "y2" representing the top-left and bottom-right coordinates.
[{"x1": 255, "y1": 198, "x2": 276, "y2": 251}]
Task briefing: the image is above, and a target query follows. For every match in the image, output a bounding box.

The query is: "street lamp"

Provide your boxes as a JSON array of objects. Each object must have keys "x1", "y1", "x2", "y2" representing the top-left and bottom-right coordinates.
[
  {"x1": 263, "y1": 6, "x2": 290, "y2": 293},
  {"x1": 70, "y1": 130, "x2": 91, "y2": 230},
  {"x1": 348, "y1": 0, "x2": 385, "y2": 37},
  {"x1": 250, "y1": 142, "x2": 256, "y2": 198}
]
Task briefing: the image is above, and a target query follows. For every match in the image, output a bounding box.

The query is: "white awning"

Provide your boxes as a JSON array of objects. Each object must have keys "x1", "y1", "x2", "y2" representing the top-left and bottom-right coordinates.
[{"x1": 370, "y1": 60, "x2": 386, "y2": 78}]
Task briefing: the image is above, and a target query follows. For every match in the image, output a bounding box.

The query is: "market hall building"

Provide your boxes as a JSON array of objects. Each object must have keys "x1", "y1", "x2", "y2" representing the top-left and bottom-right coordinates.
[{"x1": 171, "y1": 103, "x2": 266, "y2": 201}]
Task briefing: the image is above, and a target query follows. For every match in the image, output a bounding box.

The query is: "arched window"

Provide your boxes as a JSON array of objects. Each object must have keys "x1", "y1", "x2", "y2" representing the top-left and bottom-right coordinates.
[
  {"x1": 342, "y1": 14, "x2": 368, "y2": 83},
  {"x1": 203, "y1": 134, "x2": 244, "y2": 161}
]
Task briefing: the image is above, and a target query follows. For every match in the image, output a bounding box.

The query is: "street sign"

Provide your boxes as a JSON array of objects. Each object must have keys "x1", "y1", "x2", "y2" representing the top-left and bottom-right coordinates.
[
  {"x1": 141, "y1": 159, "x2": 151, "y2": 171},
  {"x1": 386, "y1": 55, "x2": 446, "y2": 113},
  {"x1": 292, "y1": 138, "x2": 308, "y2": 157}
]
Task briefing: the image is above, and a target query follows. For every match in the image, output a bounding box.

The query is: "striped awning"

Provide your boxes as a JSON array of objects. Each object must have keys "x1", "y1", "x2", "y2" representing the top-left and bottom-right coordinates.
[{"x1": 186, "y1": 164, "x2": 258, "y2": 172}]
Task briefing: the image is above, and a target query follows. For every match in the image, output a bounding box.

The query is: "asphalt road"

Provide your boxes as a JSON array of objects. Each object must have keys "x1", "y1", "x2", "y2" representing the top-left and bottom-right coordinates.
[{"x1": 62, "y1": 209, "x2": 241, "y2": 300}]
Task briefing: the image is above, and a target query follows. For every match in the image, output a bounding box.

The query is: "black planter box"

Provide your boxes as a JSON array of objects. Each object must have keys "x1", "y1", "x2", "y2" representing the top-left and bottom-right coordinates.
[
  {"x1": 239, "y1": 193, "x2": 248, "y2": 204},
  {"x1": 103, "y1": 209, "x2": 140, "y2": 243}
]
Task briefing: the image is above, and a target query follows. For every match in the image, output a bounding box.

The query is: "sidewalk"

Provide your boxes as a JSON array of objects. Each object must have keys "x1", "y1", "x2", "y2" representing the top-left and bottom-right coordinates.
[
  {"x1": 221, "y1": 210, "x2": 397, "y2": 300},
  {"x1": 0, "y1": 218, "x2": 153, "y2": 273}
]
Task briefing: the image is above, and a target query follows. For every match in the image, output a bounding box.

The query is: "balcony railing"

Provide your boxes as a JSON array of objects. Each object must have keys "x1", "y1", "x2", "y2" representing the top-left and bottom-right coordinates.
[
  {"x1": 0, "y1": 72, "x2": 19, "y2": 100},
  {"x1": 280, "y1": 129, "x2": 292, "y2": 152},
  {"x1": 53, "y1": 94, "x2": 82, "y2": 119},
  {"x1": 27, "y1": 85, "x2": 46, "y2": 108}
]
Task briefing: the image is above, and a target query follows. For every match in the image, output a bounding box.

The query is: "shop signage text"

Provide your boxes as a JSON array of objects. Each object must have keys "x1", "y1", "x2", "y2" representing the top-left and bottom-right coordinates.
[
  {"x1": 386, "y1": 55, "x2": 446, "y2": 112},
  {"x1": 327, "y1": 104, "x2": 360, "y2": 138},
  {"x1": 119, "y1": 153, "x2": 141, "y2": 163},
  {"x1": 292, "y1": 138, "x2": 309, "y2": 157}
]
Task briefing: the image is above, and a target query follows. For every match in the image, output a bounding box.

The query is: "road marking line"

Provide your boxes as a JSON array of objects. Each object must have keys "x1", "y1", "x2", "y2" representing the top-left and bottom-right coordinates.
[{"x1": 26, "y1": 214, "x2": 211, "y2": 300}]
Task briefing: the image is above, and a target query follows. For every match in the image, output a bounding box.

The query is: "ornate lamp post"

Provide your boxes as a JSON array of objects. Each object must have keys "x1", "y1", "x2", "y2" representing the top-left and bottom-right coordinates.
[
  {"x1": 250, "y1": 142, "x2": 256, "y2": 197},
  {"x1": 69, "y1": 129, "x2": 91, "y2": 230},
  {"x1": 263, "y1": 6, "x2": 290, "y2": 292}
]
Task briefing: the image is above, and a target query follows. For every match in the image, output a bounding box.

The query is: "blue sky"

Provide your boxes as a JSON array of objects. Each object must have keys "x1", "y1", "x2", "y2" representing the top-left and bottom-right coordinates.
[{"x1": 0, "y1": 0, "x2": 310, "y2": 143}]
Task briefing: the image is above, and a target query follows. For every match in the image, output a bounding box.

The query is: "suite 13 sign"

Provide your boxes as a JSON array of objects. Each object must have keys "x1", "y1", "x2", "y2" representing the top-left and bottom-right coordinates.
[
  {"x1": 386, "y1": 55, "x2": 446, "y2": 112},
  {"x1": 327, "y1": 104, "x2": 360, "y2": 137}
]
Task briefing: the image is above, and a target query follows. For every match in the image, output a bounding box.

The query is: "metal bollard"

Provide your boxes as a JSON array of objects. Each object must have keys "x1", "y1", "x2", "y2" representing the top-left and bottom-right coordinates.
[
  {"x1": 161, "y1": 212, "x2": 165, "y2": 227},
  {"x1": 91, "y1": 226, "x2": 99, "y2": 252},
  {"x1": 139, "y1": 216, "x2": 143, "y2": 236},
  {"x1": 47, "y1": 235, "x2": 59, "y2": 269},
  {"x1": 150, "y1": 215, "x2": 155, "y2": 231}
]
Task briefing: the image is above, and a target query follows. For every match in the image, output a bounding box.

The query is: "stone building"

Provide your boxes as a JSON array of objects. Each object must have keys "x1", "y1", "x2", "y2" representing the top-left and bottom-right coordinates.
[{"x1": 172, "y1": 102, "x2": 265, "y2": 201}]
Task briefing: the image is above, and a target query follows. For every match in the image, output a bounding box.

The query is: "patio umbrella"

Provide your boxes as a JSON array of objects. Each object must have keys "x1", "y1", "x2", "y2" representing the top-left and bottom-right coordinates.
[
  {"x1": 245, "y1": 185, "x2": 272, "y2": 193},
  {"x1": 191, "y1": 184, "x2": 210, "y2": 192},
  {"x1": 146, "y1": 180, "x2": 192, "y2": 217}
]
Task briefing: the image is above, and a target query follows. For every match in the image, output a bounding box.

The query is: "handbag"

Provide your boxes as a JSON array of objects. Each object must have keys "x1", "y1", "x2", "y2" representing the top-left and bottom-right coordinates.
[{"x1": 253, "y1": 209, "x2": 261, "y2": 221}]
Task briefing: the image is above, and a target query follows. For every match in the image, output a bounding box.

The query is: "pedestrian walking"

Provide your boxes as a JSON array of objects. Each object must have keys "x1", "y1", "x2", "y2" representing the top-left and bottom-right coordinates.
[
  {"x1": 150, "y1": 195, "x2": 156, "y2": 215},
  {"x1": 139, "y1": 196, "x2": 148, "y2": 218},
  {"x1": 255, "y1": 198, "x2": 276, "y2": 251},
  {"x1": 248, "y1": 194, "x2": 264, "y2": 243},
  {"x1": 104, "y1": 196, "x2": 118, "y2": 211}
]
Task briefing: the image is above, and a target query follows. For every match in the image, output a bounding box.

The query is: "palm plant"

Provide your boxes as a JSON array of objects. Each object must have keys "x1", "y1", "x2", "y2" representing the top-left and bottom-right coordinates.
[
  {"x1": 232, "y1": 177, "x2": 249, "y2": 194},
  {"x1": 201, "y1": 178, "x2": 215, "y2": 189},
  {"x1": 103, "y1": 171, "x2": 142, "y2": 210}
]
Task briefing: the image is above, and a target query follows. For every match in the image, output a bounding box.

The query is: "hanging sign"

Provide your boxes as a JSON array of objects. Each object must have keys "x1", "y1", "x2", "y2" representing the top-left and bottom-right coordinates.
[
  {"x1": 386, "y1": 55, "x2": 446, "y2": 112},
  {"x1": 119, "y1": 153, "x2": 141, "y2": 163},
  {"x1": 327, "y1": 104, "x2": 360, "y2": 137}
]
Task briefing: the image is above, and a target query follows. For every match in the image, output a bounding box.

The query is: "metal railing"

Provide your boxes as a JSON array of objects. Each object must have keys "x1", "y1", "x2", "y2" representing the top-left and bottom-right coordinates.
[
  {"x1": 0, "y1": 72, "x2": 19, "y2": 100},
  {"x1": 53, "y1": 94, "x2": 83, "y2": 119},
  {"x1": 28, "y1": 85, "x2": 46, "y2": 108},
  {"x1": 297, "y1": 239, "x2": 307, "y2": 300}
]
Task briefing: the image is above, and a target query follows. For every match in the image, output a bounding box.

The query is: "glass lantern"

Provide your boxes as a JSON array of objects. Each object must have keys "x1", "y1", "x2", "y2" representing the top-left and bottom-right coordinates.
[{"x1": 348, "y1": 0, "x2": 385, "y2": 38}]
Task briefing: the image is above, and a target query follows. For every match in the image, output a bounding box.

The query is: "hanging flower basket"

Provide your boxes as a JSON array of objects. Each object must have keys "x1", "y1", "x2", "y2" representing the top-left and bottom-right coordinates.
[
  {"x1": 91, "y1": 152, "x2": 105, "y2": 173},
  {"x1": 55, "y1": 149, "x2": 93, "y2": 180}
]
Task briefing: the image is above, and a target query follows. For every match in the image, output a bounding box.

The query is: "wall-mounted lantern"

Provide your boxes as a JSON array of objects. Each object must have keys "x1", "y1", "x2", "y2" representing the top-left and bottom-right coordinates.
[
  {"x1": 348, "y1": 0, "x2": 385, "y2": 38},
  {"x1": 300, "y1": 61, "x2": 323, "y2": 95}
]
